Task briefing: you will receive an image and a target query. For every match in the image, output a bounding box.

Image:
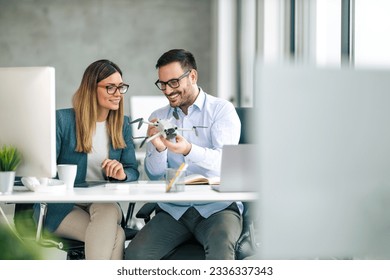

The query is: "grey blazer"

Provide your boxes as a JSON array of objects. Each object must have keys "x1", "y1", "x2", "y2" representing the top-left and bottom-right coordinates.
[{"x1": 33, "y1": 108, "x2": 139, "y2": 231}]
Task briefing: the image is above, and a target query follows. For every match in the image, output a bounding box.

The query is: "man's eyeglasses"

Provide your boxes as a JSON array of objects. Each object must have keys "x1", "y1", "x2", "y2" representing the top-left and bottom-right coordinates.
[
  {"x1": 98, "y1": 84, "x2": 129, "y2": 95},
  {"x1": 155, "y1": 70, "x2": 191, "y2": 91}
]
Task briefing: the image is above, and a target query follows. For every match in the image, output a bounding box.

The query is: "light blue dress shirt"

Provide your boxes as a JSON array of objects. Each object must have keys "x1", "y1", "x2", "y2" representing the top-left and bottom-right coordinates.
[{"x1": 144, "y1": 89, "x2": 243, "y2": 220}]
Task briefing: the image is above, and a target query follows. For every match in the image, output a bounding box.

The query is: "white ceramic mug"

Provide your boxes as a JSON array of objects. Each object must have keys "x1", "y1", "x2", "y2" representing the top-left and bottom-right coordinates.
[{"x1": 57, "y1": 164, "x2": 77, "y2": 190}]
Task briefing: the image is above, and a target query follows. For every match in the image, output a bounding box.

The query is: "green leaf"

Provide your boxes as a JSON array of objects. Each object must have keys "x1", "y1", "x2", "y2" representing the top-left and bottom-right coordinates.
[{"x1": 0, "y1": 145, "x2": 22, "y2": 171}]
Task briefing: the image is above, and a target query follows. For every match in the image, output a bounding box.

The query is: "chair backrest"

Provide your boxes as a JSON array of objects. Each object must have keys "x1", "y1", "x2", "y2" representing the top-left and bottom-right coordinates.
[
  {"x1": 235, "y1": 107, "x2": 254, "y2": 144},
  {"x1": 235, "y1": 108, "x2": 259, "y2": 258}
]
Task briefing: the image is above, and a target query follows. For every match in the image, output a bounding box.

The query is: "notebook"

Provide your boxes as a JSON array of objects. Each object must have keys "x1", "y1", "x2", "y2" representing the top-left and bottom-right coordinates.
[{"x1": 212, "y1": 144, "x2": 257, "y2": 192}]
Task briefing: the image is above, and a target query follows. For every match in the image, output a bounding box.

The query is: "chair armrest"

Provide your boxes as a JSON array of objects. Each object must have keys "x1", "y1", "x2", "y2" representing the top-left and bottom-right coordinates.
[
  {"x1": 235, "y1": 202, "x2": 259, "y2": 259},
  {"x1": 135, "y1": 202, "x2": 157, "y2": 223}
]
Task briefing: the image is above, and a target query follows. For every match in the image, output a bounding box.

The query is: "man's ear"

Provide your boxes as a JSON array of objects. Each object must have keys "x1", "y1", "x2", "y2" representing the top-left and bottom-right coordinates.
[{"x1": 190, "y1": 69, "x2": 198, "y2": 84}]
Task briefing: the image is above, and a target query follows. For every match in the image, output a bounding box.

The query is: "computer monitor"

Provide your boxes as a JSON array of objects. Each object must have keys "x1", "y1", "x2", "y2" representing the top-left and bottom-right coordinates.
[
  {"x1": 256, "y1": 64, "x2": 390, "y2": 259},
  {"x1": 0, "y1": 67, "x2": 56, "y2": 179},
  {"x1": 129, "y1": 95, "x2": 168, "y2": 145}
]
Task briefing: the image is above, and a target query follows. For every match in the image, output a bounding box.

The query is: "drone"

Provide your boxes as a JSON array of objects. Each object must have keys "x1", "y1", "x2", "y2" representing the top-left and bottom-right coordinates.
[{"x1": 130, "y1": 117, "x2": 207, "y2": 148}]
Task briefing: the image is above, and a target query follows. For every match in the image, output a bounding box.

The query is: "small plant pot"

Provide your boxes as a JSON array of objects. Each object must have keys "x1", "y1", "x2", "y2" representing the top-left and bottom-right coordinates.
[{"x1": 0, "y1": 171, "x2": 16, "y2": 194}]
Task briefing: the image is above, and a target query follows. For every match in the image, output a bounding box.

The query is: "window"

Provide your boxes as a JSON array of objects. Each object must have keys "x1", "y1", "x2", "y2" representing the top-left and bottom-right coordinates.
[
  {"x1": 354, "y1": 0, "x2": 390, "y2": 67},
  {"x1": 316, "y1": 0, "x2": 341, "y2": 66}
]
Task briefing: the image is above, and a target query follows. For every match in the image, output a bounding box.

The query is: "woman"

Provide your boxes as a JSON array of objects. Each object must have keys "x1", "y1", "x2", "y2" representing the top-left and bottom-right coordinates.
[{"x1": 34, "y1": 59, "x2": 139, "y2": 259}]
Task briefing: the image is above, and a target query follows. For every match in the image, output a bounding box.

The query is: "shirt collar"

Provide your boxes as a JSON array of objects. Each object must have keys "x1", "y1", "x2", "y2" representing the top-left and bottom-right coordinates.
[
  {"x1": 170, "y1": 87, "x2": 206, "y2": 117},
  {"x1": 192, "y1": 87, "x2": 206, "y2": 111}
]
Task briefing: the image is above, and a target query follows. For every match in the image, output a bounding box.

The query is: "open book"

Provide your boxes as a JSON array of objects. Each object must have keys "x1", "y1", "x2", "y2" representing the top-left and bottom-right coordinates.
[{"x1": 184, "y1": 174, "x2": 220, "y2": 185}]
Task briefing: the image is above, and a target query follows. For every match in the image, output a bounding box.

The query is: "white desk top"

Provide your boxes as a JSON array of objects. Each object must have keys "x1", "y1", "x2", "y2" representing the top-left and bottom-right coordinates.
[{"x1": 0, "y1": 181, "x2": 258, "y2": 203}]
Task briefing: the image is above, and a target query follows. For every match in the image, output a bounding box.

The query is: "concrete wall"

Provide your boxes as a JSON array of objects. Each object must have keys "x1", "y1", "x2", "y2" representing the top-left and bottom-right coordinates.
[{"x1": 0, "y1": 0, "x2": 213, "y2": 115}]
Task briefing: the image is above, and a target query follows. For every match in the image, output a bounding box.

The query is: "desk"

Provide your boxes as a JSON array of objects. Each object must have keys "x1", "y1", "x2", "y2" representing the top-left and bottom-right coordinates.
[
  {"x1": 0, "y1": 181, "x2": 258, "y2": 203},
  {"x1": 0, "y1": 181, "x2": 257, "y2": 249}
]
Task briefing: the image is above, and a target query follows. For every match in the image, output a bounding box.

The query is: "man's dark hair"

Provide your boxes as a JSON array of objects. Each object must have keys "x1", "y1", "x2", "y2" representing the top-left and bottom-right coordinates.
[{"x1": 155, "y1": 49, "x2": 197, "y2": 71}]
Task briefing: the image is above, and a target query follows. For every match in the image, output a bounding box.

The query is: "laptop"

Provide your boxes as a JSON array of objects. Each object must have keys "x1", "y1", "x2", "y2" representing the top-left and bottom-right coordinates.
[
  {"x1": 74, "y1": 180, "x2": 108, "y2": 188},
  {"x1": 212, "y1": 144, "x2": 257, "y2": 192}
]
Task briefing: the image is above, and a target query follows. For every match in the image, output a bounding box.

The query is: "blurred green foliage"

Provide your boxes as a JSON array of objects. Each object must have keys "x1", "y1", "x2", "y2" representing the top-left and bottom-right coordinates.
[{"x1": 0, "y1": 224, "x2": 43, "y2": 260}]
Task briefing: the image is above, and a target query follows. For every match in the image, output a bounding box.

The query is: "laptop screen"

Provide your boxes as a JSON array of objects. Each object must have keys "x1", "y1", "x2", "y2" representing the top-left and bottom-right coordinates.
[{"x1": 217, "y1": 144, "x2": 258, "y2": 192}]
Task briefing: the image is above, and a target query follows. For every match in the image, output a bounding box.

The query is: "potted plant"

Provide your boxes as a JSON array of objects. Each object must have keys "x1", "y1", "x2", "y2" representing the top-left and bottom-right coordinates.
[{"x1": 0, "y1": 145, "x2": 22, "y2": 194}]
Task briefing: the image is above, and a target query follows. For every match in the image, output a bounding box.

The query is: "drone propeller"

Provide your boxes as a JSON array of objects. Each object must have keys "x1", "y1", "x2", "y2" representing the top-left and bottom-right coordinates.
[
  {"x1": 132, "y1": 131, "x2": 164, "y2": 148},
  {"x1": 131, "y1": 135, "x2": 147, "y2": 148},
  {"x1": 140, "y1": 137, "x2": 148, "y2": 148},
  {"x1": 131, "y1": 136, "x2": 148, "y2": 148},
  {"x1": 130, "y1": 118, "x2": 145, "y2": 129},
  {"x1": 139, "y1": 132, "x2": 163, "y2": 148},
  {"x1": 130, "y1": 117, "x2": 143, "y2": 124}
]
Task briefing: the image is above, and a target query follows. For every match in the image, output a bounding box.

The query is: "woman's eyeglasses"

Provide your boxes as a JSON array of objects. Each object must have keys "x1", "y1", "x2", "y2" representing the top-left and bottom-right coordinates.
[{"x1": 98, "y1": 84, "x2": 129, "y2": 95}]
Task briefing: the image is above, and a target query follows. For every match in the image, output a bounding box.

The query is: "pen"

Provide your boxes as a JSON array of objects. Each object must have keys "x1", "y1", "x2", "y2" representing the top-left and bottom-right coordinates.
[{"x1": 166, "y1": 162, "x2": 188, "y2": 192}]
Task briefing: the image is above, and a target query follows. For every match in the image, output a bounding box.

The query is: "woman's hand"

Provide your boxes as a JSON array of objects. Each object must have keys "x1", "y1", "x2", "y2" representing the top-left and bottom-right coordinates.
[{"x1": 101, "y1": 159, "x2": 126, "y2": 181}]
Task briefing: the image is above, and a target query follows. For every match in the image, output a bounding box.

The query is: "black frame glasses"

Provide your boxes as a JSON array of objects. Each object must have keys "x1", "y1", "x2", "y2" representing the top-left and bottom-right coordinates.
[
  {"x1": 98, "y1": 84, "x2": 129, "y2": 95},
  {"x1": 154, "y1": 70, "x2": 191, "y2": 91}
]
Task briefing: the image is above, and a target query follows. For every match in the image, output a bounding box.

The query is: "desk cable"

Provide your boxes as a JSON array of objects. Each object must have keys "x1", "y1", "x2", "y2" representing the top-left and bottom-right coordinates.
[{"x1": 0, "y1": 204, "x2": 23, "y2": 241}]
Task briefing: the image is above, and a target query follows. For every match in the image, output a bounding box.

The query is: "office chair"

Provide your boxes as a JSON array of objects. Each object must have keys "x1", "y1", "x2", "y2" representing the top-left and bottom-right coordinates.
[
  {"x1": 13, "y1": 203, "x2": 139, "y2": 260},
  {"x1": 235, "y1": 107, "x2": 255, "y2": 145},
  {"x1": 127, "y1": 107, "x2": 259, "y2": 259}
]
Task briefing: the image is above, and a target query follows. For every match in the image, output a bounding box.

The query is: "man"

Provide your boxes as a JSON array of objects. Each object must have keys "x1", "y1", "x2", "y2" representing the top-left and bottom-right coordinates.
[{"x1": 125, "y1": 49, "x2": 242, "y2": 259}]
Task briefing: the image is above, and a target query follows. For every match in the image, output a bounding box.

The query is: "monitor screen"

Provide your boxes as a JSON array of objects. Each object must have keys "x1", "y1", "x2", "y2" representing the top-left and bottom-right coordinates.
[
  {"x1": 0, "y1": 67, "x2": 56, "y2": 179},
  {"x1": 129, "y1": 95, "x2": 168, "y2": 146}
]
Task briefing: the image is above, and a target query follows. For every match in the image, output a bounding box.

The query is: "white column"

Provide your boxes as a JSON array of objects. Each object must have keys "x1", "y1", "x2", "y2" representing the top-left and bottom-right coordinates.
[
  {"x1": 239, "y1": 0, "x2": 256, "y2": 107},
  {"x1": 294, "y1": 0, "x2": 317, "y2": 64},
  {"x1": 215, "y1": 0, "x2": 238, "y2": 103}
]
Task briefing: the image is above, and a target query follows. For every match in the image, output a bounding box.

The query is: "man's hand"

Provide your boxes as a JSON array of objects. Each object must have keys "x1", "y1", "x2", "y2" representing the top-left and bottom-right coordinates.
[
  {"x1": 147, "y1": 118, "x2": 167, "y2": 152},
  {"x1": 161, "y1": 134, "x2": 192, "y2": 156},
  {"x1": 101, "y1": 159, "x2": 126, "y2": 180}
]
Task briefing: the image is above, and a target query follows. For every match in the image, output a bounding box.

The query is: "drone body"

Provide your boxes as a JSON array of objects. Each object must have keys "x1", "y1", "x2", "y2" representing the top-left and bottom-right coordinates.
[
  {"x1": 153, "y1": 119, "x2": 178, "y2": 140},
  {"x1": 130, "y1": 117, "x2": 206, "y2": 148}
]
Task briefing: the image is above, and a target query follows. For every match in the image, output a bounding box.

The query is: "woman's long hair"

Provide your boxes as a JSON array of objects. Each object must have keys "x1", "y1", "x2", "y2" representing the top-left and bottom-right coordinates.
[{"x1": 72, "y1": 59, "x2": 126, "y2": 153}]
